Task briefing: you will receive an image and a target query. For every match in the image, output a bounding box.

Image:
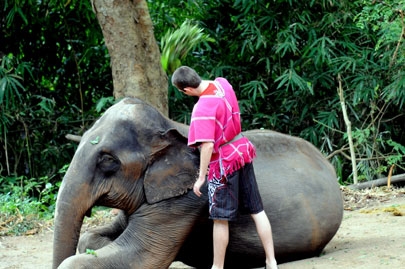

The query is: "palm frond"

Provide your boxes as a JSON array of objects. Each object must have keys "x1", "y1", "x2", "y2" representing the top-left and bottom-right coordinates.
[{"x1": 160, "y1": 20, "x2": 214, "y2": 74}]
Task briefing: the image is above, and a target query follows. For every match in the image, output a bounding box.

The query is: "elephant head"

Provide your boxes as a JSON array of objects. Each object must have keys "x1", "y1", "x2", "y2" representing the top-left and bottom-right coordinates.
[{"x1": 52, "y1": 98, "x2": 199, "y2": 268}]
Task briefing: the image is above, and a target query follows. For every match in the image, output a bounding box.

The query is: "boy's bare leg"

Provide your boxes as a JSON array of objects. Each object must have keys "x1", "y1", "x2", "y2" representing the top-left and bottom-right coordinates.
[
  {"x1": 251, "y1": 211, "x2": 278, "y2": 269},
  {"x1": 211, "y1": 219, "x2": 229, "y2": 269}
]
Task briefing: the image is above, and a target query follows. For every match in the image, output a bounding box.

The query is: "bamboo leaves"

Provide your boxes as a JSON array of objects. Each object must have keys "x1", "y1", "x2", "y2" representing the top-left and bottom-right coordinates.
[
  {"x1": 275, "y1": 61, "x2": 314, "y2": 95},
  {"x1": 160, "y1": 21, "x2": 214, "y2": 74},
  {"x1": 0, "y1": 55, "x2": 26, "y2": 109}
]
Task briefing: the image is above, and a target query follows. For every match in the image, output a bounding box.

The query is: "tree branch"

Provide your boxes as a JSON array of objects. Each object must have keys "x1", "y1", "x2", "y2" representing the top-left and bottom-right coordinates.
[
  {"x1": 348, "y1": 173, "x2": 405, "y2": 190},
  {"x1": 65, "y1": 134, "x2": 81, "y2": 143},
  {"x1": 390, "y1": 9, "x2": 404, "y2": 67},
  {"x1": 338, "y1": 74, "x2": 358, "y2": 184}
]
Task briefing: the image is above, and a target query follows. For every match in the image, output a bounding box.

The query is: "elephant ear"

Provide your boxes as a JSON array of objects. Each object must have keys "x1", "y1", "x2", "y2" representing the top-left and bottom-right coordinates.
[{"x1": 144, "y1": 128, "x2": 199, "y2": 204}]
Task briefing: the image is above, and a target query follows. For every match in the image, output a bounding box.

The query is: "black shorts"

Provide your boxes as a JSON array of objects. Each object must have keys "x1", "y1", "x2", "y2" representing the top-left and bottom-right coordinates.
[{"x1": 208, "y1": 162, "x2": 264, "y2": 221}]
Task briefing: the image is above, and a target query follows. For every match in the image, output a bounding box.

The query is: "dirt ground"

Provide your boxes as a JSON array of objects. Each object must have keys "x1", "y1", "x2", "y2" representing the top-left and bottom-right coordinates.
[{"x1": 0, "y1": 187, "x2": 404, "y2": 269}]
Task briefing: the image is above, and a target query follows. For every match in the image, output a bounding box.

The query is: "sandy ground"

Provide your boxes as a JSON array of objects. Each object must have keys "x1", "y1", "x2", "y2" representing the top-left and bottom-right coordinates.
[{"x1": 0, "y1": 187, "x2": 404, "y2": 269}]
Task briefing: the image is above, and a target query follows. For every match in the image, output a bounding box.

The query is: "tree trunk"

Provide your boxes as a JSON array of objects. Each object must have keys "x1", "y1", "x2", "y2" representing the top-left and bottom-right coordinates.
[
  {"x1": 91, "y1": 0, "x2": 168, "y2": 115},
  {"x1": 348, "y1": 174, "x2": 405, "y2": 190}
]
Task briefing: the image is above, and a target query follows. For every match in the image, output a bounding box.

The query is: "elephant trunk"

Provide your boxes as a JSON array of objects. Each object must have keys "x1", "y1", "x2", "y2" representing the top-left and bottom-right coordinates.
[{"x1": 52, "y1": 177, "x2": 92, "y2": 268}]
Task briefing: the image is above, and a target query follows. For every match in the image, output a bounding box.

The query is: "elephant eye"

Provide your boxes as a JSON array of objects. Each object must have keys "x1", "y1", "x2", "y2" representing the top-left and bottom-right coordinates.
[{"x1": 97, "y1": 153, "x2": 120, "y2": 174}]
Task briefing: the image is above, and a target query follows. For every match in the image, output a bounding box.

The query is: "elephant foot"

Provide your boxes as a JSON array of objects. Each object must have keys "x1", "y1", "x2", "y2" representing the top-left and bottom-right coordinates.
[{"x1": 77, "y1": 232, "x2": 113, "y2": 253}]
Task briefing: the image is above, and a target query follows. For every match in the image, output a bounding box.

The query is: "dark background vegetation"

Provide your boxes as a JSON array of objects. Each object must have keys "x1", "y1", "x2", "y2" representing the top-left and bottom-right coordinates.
[{"x1": 1, "y1": 0, "x2": 404, "y2": 230}]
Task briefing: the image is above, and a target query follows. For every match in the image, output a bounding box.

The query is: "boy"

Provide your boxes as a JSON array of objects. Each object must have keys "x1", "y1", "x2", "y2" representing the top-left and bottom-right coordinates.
[{"x1": 172, "y1": 66, "x2": 278, "y2": 269}]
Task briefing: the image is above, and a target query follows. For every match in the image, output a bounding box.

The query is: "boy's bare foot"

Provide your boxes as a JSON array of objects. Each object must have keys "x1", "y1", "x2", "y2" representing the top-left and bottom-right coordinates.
[{"x1": 266, "y1": 260, "x2": 278, "y2": 269}]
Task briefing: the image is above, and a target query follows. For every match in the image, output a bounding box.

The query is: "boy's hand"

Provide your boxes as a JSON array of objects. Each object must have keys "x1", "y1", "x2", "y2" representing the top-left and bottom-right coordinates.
[{"x1": 193, "y1": 177, "x2": 205, "y2": 197}]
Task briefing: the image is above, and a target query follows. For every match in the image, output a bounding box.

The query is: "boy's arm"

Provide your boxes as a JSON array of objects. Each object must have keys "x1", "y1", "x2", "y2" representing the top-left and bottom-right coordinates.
[{"x1": 193, "y1": 142, "x2": 213, "y2": 197}]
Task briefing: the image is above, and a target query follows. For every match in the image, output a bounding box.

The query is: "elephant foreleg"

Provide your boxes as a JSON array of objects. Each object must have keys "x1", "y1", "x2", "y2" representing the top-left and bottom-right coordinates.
[{"x1": 78, "y1": 210, "x2": 128, "y2": 253}]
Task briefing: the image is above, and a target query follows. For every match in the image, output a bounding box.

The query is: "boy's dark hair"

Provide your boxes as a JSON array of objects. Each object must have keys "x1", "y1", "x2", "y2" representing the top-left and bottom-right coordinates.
[{"x1": 171, "y1": 66, "x2": 202, "y2": 91}]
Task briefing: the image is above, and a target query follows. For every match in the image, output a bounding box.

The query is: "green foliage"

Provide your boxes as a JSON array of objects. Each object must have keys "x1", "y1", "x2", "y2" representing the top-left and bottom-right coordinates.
[
  {"x1": 0, "y1": 55, "x2": 27, "y2": 107},
  {"x1": 0, "y1": 0, "x2": 112, "y2": 181},
  {"x1": 0, "y1": 164, "x2": 67, "y2": 235},
  {"x1": 0, "y1": 0, "x2": 116, "y2": 229},
  {"x1": 0, "y1": 164, "x2": 66, "y2": 214},
  {"x1": 0, "y1": 175, "x2": 60, "y2": 235},
  {"x1": 161, "y1": 20, "x2": 214, "y2": 74},
  {"x1": 384, "y1": 139, "x2": 405, "y2": 167},
  {"x1": 95, "y1": 97, "x2": 115, "y2": 113},
  {"x1": 150, "y1": 0, "x2": 405, "y2": 183},
  {"x1": 275, "y1": 61, "x2": 314, "y2": 95},
  {"x1": 340, "y1": 127, "x2": 404, "y2": 183},
  {"x1": 85, "y1": 249, "x2": 98, "y2": 257}
]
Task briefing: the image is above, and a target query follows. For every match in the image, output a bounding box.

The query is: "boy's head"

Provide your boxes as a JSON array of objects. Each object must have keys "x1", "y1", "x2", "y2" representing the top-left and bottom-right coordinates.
[{"x1": 171, "y1": 66, "x2": 202, "y2": 92}]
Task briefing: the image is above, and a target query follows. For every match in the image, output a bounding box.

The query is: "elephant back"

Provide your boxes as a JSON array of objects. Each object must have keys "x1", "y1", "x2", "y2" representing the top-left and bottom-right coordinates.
[{"x1": 240, "y1": 129, "x2": 343, "y2": 263}]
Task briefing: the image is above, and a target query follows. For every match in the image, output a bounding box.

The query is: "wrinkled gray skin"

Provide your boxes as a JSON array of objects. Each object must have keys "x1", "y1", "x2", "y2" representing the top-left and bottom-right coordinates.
[{"x1": 53, "y1": 97, "x2": 343, "y2": 269}]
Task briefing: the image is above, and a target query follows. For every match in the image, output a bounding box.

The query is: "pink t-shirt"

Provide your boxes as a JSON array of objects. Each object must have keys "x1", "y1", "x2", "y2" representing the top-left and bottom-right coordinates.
[{"x1": 188, "y1": 77, "x2": 256, "y2": 181}]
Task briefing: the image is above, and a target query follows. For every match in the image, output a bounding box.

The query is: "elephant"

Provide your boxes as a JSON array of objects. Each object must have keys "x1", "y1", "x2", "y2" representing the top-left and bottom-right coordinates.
[{"x1": 53, "y1": 97, "x2": 343, "y2": 269}]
